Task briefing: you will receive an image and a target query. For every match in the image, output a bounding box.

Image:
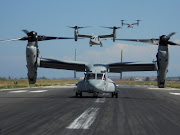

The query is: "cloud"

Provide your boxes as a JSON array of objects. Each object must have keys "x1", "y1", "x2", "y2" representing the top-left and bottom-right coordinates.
[
  {"x1": 174, "y1": 39, "x2": 180, "y2": 44},
  {"x1": 77, "y1": 43, "x2": 158, "y2": 63}
]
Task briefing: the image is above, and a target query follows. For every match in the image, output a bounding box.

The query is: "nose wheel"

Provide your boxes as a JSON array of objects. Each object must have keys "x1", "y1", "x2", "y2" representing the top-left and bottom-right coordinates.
[{"x1": 111, "y1": 92, "x2": 118, "y2": 98}]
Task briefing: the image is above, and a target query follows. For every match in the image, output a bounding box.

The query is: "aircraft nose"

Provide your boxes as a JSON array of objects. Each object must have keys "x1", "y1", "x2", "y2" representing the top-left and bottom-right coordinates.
[{"x1": 88, "y1": 80, "x2": 104, "y2": 91}]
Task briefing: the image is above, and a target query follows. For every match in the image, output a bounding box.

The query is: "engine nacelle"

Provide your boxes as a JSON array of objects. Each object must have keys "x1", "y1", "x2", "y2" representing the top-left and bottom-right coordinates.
[
  {"x1": 113, "y1": 29, "x2": 116, "y2": 42},
  {"x1": 74, "y1": 29, "x2": 78, "y2": 41},
  {"x1": 26, "y1": 43, "x2": 38, "y2": 84},
  {"x1": 156, "y1": 46, "x2": 169, "y2": 88}
]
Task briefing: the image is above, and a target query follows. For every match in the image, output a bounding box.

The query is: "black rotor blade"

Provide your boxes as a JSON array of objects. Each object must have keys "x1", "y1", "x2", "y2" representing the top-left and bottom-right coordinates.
[
  {"x1": 167, "y1": 32, "x2": 176, "y2": 39},
  {"x1": 22, "y1": 30, "x2": 30, "y2": 35},
  {"x1": 67, "y1": 26, "x2": 91, "y2": 29},
  {"x1": 167, "y1": 41, "x2": 180, "y2": 46},
  {"x1": 100, "y1": 26, "x2": 121, "y2": 29},
  {"x1": 116, "y1": 39, "x2": 159, "y2": 45},
  {"x1": 0, "y1": 36, "x2": 74, "y2": 42},
  {"x1": 37, "y1": 36, "x2": 74, "y2": 41}
]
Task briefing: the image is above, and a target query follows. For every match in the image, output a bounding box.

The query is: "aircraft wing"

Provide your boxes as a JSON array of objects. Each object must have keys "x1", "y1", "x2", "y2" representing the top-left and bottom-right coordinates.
[
  {"x1": 108, "y1": 62, "x2": 157, "y2": 73},
  {"x1": 98, "y1": 34, "x2": 113, "y2": 38},
  {"x1": 38, "y1": 58, "x2": 87, "y2": 72},
  {"x1": 122, "y1": 23, "x2": 129, "y2": 25},
  {"x1": 131, "y1": 23, "x2": 138, "y2": 25},
  {"x1": 78, "y1": 34, "x2": 92, "y2": 38}
]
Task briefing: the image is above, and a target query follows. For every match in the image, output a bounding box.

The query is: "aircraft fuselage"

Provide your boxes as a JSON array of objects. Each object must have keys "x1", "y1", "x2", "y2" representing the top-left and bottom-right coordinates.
[
  {"x1": 89, "y1": 36, "x2": 102, "y2": 46},
  {"x1": 76, "y1": 65, "x2": 118, "y2": 97}
]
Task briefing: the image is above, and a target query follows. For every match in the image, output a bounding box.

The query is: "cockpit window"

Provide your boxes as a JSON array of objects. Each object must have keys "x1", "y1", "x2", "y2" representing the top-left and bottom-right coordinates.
[
  {"x1": 97, "y1": 73, "x2": 103, "y2": 80},
  {"x1": 86, "y1": 73, "x2": 95, "y2": 80}
]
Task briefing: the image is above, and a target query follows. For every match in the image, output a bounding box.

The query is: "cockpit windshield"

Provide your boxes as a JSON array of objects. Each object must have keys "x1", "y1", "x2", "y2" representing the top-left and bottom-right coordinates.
[
  {"x1": 86, "y1": 73, "x2": 95, "y2": 80},
  {"x1": 85, "y1": 73, "x2": 106, "y2": 80},
  {"x1": 97, "y1": 73, "x2": 103, "y2": 80}
]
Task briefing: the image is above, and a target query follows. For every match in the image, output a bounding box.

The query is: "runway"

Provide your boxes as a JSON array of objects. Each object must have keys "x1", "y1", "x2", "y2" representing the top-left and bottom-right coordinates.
[{"x1": 0, "y1": 85, "x2": 180, "y2": 135}]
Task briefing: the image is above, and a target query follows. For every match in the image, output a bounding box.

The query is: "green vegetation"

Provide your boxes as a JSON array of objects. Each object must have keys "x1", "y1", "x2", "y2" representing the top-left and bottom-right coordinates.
[
  {"x1": 1, "y1": 78, "x2": 180, "y2": 89},
  {"x1": 0, "y1": 78, "x2": 79, "y2": 89},
  {"x1": 115, "y1": 80, "x2": 180, "y2": 89}
]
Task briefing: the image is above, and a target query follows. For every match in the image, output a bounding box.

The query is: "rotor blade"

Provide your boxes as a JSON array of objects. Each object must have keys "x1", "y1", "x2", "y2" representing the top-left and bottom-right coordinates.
[
  {"x1": 116, "y1": 39, "x2": 159, "y2": 45},
  {"x1": 37, "y1": 36, "x2": 74, "y2": 41},
  {"x1": 0, "y1": 38, "x2": 26, "y2": 42},
  {"x1": 100, "y1": 26, "x2": 121, "y2": 29},
  {"x1": 22, "y1": 30, "x2": 30, "y2": 35},
  {"x1": 167, "y1": 32, "x2": 176, "y2": 39},
  {"x1": 67, "y1": 26, "x2": 91, "y2": 29},
  {"x1": 167, "y1": 41, "x2": 180, "y2": 46}
]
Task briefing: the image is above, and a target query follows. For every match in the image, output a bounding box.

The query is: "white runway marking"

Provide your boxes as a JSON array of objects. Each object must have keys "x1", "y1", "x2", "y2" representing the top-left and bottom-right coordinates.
[
  {"x1": 29, "y1": 90, "x2": 47, "y2": 93},
  {"x1": 95, "y1": 98, "x2": 105, "y2": 103},
  {"x1": 9, "y1": 90, "x2": 48, "y2": 93},
  {"x1": 0, "y1": 85, "x2": 76, "y2": 92},
  {"x1": 66, "y1": 108, "x2": 99, "y2": 129},
  {"x1": 148, "y1": 88, "x2": 180, "y2": 90},
  {"x1": 9, "y1": 90, "x2": 28, "y2": 93},
  {"x1": 0, "y1": 88, "x2": 26, "y2": 92},
  {"x1": 169, "y1": 92, "x2": 180, "y2": 95}
]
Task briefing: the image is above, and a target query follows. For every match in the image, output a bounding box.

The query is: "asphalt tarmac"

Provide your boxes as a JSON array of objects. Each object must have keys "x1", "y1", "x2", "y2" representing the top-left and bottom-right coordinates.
[{"x1": 0, "y1": 85, "x2": 180, "y2": 135}]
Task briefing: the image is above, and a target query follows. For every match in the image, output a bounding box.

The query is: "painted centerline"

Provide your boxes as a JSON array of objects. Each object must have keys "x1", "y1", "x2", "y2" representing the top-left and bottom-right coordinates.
[
  {"x1": 95, "y1": 98, "x2": 105, "y2": 103},
  {"x1": 66, "y1": 108, "x2": 99, "y2": 129}
]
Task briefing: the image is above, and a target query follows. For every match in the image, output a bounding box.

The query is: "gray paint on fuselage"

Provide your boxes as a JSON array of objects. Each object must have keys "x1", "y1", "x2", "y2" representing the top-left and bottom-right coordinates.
[{"x1": 77, "y1": 65, "x2": 116, "y2": 94}]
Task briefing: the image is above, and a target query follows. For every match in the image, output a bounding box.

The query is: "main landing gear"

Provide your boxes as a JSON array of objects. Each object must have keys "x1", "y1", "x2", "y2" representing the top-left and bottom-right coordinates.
[
  {"x1": 111, "y1": 92, "x2": 118, "y2": 98},
  {"x1": 93, "y1": 93, "x2": 98, "y2": 98},
  {"x1": 76, "y1": 92, "x2": 82, "y2": 97}
]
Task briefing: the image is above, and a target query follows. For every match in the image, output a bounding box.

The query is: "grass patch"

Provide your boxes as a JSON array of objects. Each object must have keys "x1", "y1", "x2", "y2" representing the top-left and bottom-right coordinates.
[
  {"x1": 1, "y1": 79, "x2": 180, "y2": 89},
  {"x1": 0, "y1": 79, "x2": 79, "y2": 89},
  {"x1": 115, "y1": 80, "x2": 180, "y2": 89}
]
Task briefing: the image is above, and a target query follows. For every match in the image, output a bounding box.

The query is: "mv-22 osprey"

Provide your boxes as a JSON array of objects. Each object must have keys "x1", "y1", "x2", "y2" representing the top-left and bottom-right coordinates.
[
  {"x1": 0, "y1": 30, "x2": 178, "y2": 97},
  {"x1": 69, "y1": 26, "x2": 121, "y2": 47},
  {"x1": 121, "y1": 20, "x2": 141, "y2": 28}
]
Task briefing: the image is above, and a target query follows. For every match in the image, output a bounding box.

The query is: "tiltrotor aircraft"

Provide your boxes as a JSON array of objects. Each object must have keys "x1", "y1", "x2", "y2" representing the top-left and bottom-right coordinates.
[
  {"x1": 116, "y1": 32, "x2": 180, "y2": 88},
  {"x1": 69, "y1": 26, "x2": 121, "y2": 47},
  {"x1": 0, "y1": 30, "x2": 157, "y2": 98},
  {"x1": 121, "y1": 20, "x2": 140, "y2": 28}
]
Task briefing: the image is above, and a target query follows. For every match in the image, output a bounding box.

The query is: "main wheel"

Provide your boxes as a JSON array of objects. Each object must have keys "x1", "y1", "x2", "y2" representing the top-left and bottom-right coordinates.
[
  {"x1": 93, "y1": 93, "x2": 98, "y2": 98},
  {"x1": 115, "y1": 92, "x2": 118, "y2": 98},
  {"x1": 80, "y1": 92, "x2": 82, "y2": 97},
  {"x1": 76, "y1": 92, "x2": 78, "y2": 97},
  {"x1": 111, "y1": 93, "x2": 114, "y2": 98}
]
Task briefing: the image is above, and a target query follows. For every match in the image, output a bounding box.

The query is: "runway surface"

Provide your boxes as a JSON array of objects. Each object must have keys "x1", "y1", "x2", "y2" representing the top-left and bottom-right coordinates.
[{"x1": 0, "y1": 85, "x2": 180, "y2": 135}]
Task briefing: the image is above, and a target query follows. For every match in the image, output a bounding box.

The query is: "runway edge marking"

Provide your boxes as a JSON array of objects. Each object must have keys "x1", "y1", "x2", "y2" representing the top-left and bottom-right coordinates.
[
  {"x1": 66, "y1": 107, "x2": 99, "y2": 129},
  {"x1": 169, "y1": 92, "x2": 180, "y2": 95}
]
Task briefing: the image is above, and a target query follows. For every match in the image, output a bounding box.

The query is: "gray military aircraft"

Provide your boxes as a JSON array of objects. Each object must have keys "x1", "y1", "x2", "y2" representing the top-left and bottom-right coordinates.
[
  {"x1": 121, "y1": 20, "x2": 140, "y2": 28},
  {"x1": 116, "y1": 32, "x2": 180, "y2": 88},
  {"x1": 0, "y1": 30, "x2": 157, "y2": 98},
  {"x1": 69, "y1": 26, "x2": 121, "y2": 47}
]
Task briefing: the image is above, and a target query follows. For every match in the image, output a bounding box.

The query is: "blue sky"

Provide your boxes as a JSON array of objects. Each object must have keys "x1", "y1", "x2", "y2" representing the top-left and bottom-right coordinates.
[{"x1": 0, "y1": 0, "x2": 180, "y2": 78}]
